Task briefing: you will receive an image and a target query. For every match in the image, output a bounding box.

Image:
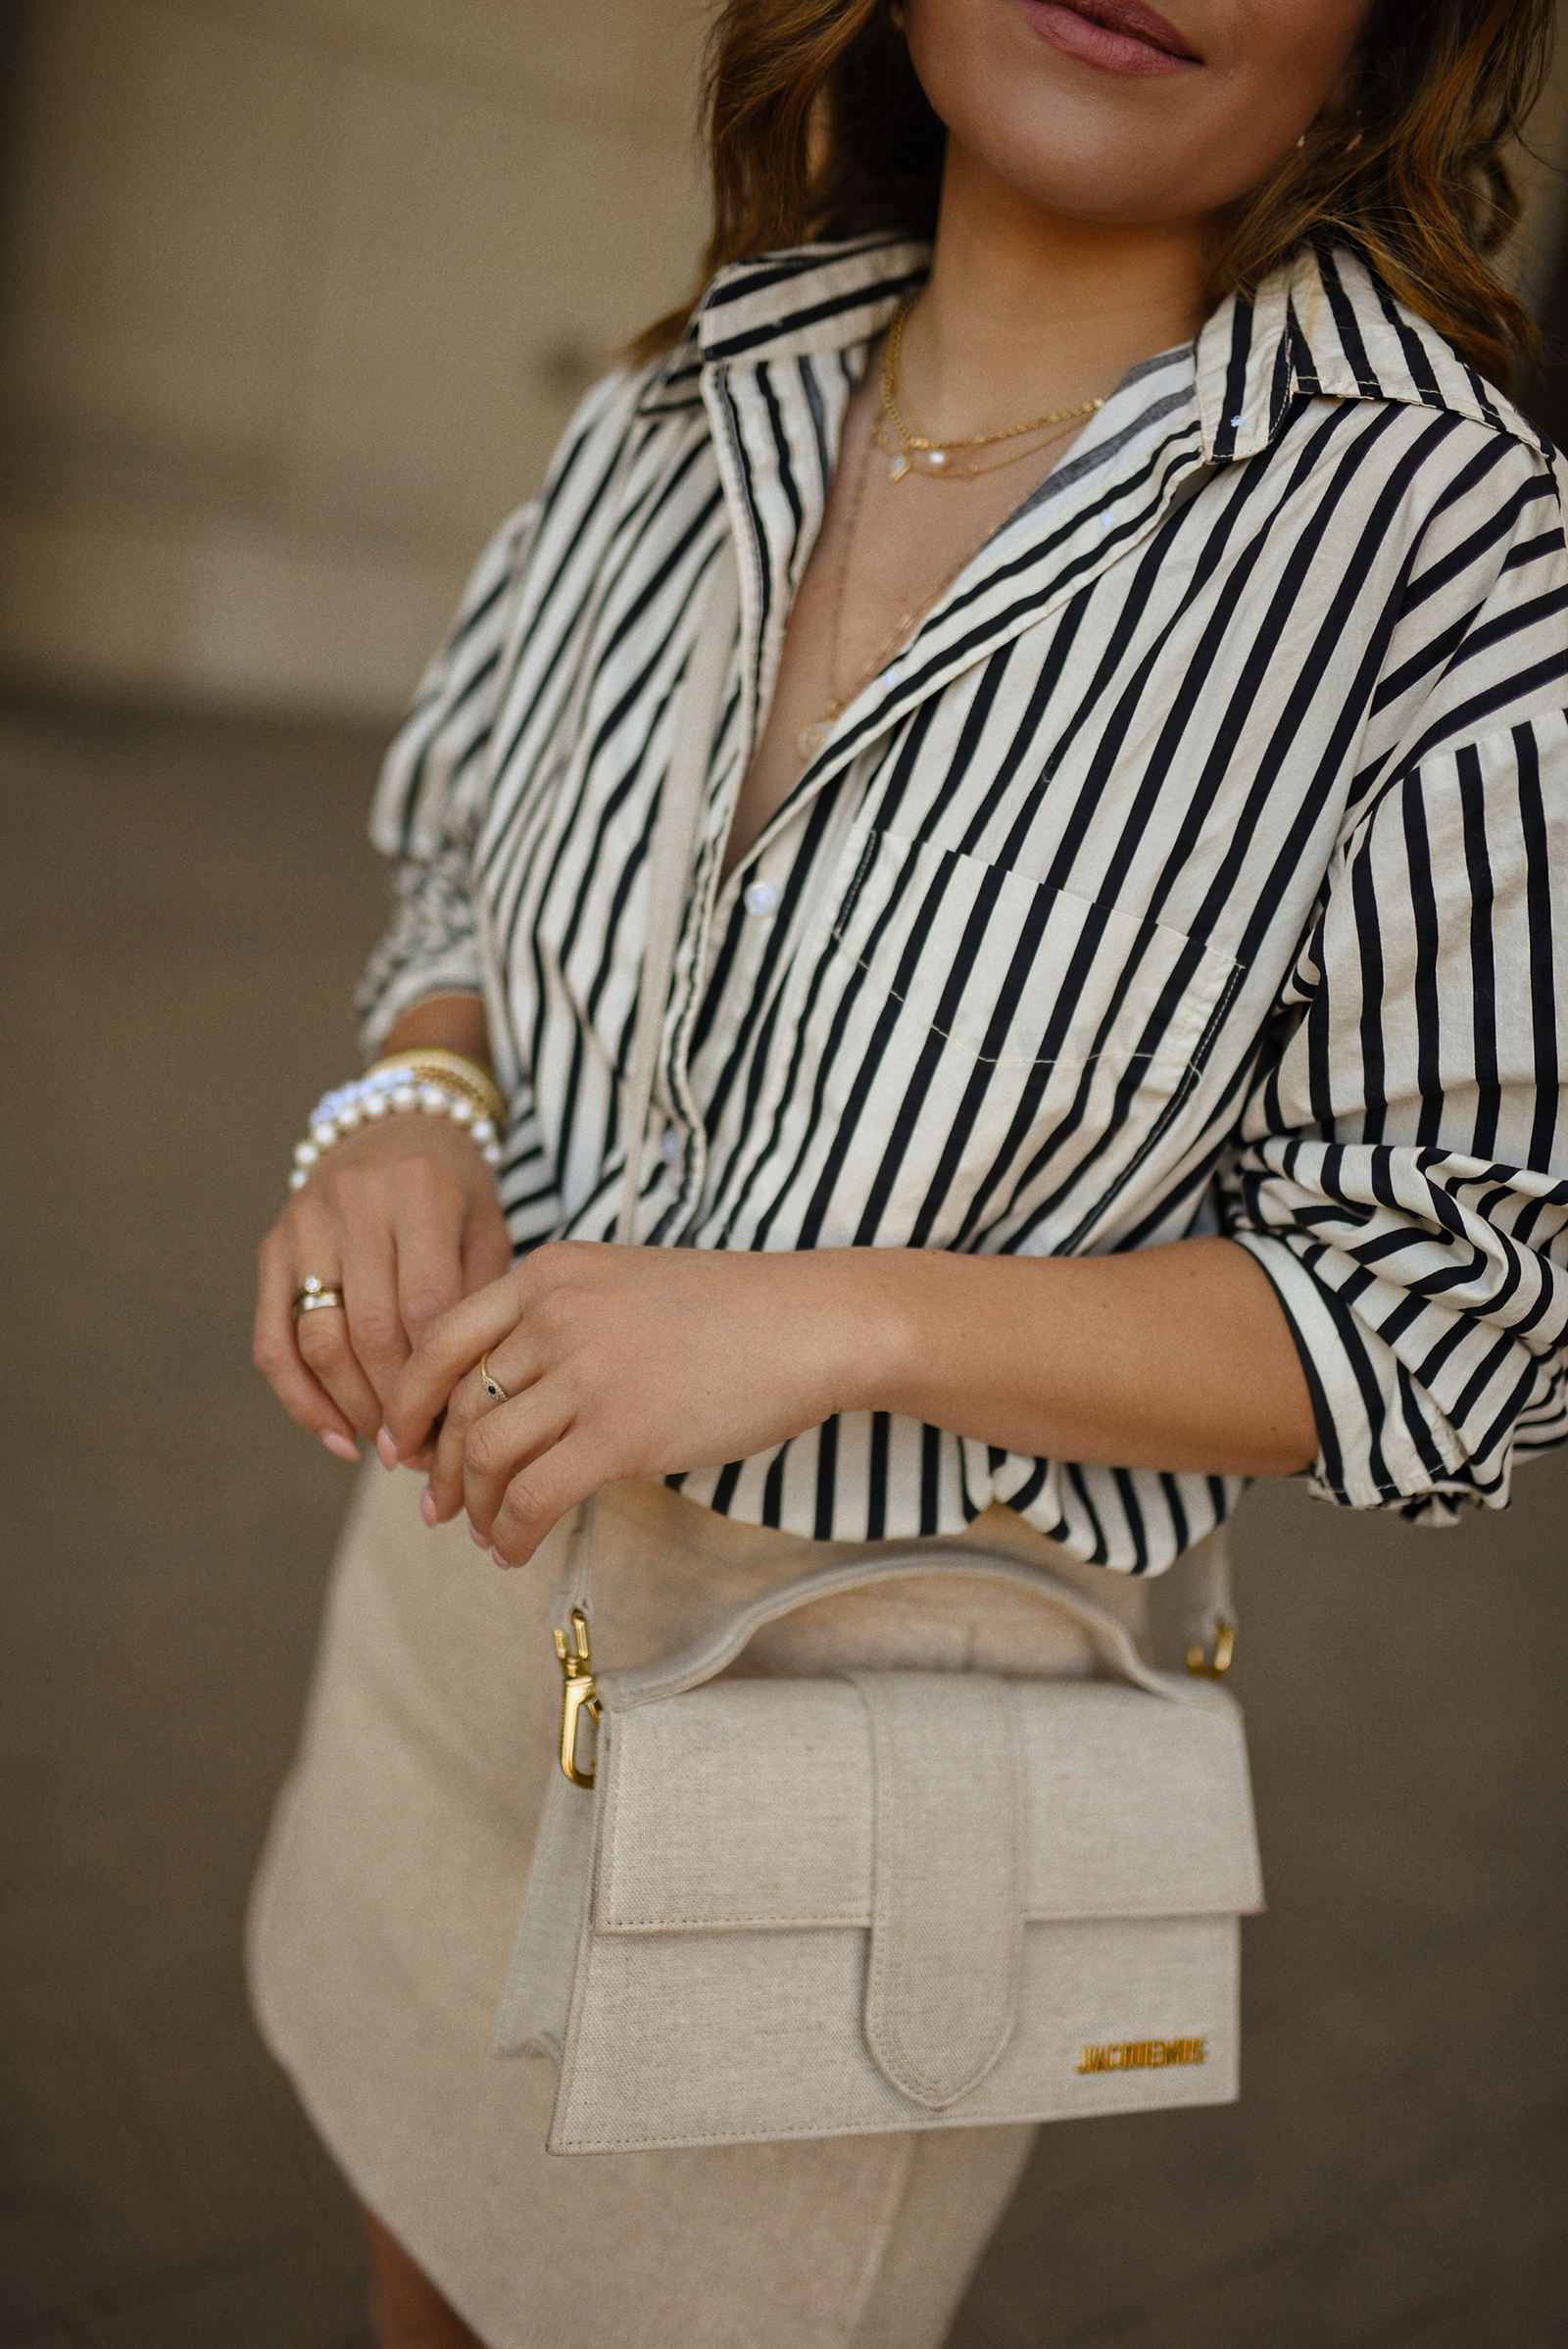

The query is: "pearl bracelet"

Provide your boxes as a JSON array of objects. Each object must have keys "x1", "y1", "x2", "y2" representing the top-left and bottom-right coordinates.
[
  {"x1": 365, "y1": 1046, "x2": 506, "y2": 1128},
  {"x1": 289, "y1": 1062, "x2": 503, "y2": 1191}
]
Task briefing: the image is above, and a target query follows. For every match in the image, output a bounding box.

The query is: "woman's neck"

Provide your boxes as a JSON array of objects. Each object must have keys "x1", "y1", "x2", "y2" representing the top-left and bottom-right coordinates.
[{"x1": 901, "y1": 139, "x2": 1213, "y2": 437}]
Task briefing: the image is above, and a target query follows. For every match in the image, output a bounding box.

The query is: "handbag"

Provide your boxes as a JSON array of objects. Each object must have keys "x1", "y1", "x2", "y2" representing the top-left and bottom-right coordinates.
[{"x1": 491, "y1": 542, "x2": 1264, "y2": 2155}]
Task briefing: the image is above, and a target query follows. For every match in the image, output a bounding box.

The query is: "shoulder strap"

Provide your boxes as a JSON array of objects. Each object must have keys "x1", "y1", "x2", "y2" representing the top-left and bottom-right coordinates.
[
  {"x1": 1180, "y1": 1526, "x2": 1237, "y2": 1678},
  {"x1": 612, "y1": 541, "x2": 741, "y2": 1251},
  {"x1": 552, "y1": 540, "x2": 740, "y2": 1635}
]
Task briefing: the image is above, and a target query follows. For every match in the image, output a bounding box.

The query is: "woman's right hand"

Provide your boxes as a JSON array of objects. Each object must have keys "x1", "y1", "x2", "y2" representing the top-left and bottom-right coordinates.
[{"x1": 254, "y1": 1112, "x2": 514, "y2": 1464}]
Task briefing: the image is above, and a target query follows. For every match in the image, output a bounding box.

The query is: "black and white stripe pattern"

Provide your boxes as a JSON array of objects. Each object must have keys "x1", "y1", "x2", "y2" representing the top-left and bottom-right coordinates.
[{"x1": 359, "y1": 237, "x2": 1568, "y2": 1570}]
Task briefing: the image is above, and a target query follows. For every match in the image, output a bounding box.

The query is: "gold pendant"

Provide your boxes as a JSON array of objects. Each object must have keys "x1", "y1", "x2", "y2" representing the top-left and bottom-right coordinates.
[
  {"x1": 797, "y1": 716, "x2": 833, "y2": 761},
  {"x1": 887, "y1": 453, "x2": 910, "y2": 482}
]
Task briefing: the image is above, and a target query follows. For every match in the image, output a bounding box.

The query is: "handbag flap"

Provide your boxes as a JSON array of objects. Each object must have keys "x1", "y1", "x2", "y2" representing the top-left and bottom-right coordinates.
[
  {"x1": 852, "y1": 1673, "x2": 1024, "y2": 2110},
  {"x1": 592, "y1": 1672, "x2": 1262, "y2": 1934}
]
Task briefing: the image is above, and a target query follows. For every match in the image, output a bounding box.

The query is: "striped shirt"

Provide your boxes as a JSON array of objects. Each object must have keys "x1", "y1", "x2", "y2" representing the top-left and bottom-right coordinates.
[{"x1": 359, "y1": 236, "x2": 1568, "y2": 1572}]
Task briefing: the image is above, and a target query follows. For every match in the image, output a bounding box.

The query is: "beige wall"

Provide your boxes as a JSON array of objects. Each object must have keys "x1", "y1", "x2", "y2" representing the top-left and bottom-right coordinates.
[
  {"x1": 1511, "y1": 6, "x2": 1568, "y2": 316},
  {"x1": 0, "y1": 0, "x2": 708, "y2": 718},
  {"x1": 2, "y1": 1, "x2": 1565, "y2": 724}
]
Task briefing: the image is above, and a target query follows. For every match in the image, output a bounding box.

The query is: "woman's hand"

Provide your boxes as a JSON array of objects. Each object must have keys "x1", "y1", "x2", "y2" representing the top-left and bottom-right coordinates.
[
  {"x1": 383, "y1": 1233, "x2": 1316, "y2": 1561},
  {"x1": 254, "y1": 1111, "x2": 514, "y2": 1463},
  {"x1": 385, "y1": 1243, "x2": 885, "y2": 1562}
]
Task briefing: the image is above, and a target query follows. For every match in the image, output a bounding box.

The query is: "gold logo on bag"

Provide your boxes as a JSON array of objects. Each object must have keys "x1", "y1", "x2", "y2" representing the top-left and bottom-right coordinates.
[{"x1": 1075, "y1": 2037, "x2": 1206, "y2": 2073}]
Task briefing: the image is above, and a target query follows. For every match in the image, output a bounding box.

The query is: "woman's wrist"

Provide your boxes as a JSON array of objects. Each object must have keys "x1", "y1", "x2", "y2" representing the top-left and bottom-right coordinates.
[
  {"x1": 794, "y1": 1246, "x2": 933, "y2": 1425},
  {"x1": 281, "y1": 994, "x2": 509, "y2": 1194},
  {"x1": 377, "y1": 991, "x2": 494, "y2": 1072},
  {"x1": 289, "y1": 1061, "x2": 503, "y2": 1191},
  {"x1": 363, "y1": 1049, "x2": 505, "y2": 1128},
  {"x1": 803, "y1": 1242, "x2": 1317, "y2": 1478}
]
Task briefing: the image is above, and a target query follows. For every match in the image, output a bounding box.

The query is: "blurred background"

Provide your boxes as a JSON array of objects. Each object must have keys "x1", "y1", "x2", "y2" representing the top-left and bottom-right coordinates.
[{"x1": 1, "y1": 4, "x2": 1566, "y2": 2345}]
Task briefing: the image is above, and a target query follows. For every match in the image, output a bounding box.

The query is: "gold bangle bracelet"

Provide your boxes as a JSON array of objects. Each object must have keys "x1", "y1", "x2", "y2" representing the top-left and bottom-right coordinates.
[{"x1": 364, "y1": 1049, "x2": 506, "y2": 1128}]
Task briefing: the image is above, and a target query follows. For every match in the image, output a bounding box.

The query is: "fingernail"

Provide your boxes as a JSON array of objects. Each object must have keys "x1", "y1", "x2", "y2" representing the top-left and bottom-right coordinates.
[
  {"x1": 492, "y1": 1546, "x2": 514, "y2": 1570},
  {"x1": 420, "y1": 1487, "x2": 439, "y2": 1527},
  {"x1": 320, "y1": 1431, "x2": 360, "y2": 1463},
  {"x1": 375, "y1": 1425, "x2": 400, "y2": 1471},
  {"x1": 468, "y1": 1523, "x2": 489, "y2": 1549}
]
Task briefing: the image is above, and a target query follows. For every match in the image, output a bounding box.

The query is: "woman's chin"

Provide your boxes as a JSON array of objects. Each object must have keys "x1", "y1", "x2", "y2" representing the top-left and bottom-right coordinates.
[{"x1": 942, "y1": 115, "x2": 1210, "y2": 236}]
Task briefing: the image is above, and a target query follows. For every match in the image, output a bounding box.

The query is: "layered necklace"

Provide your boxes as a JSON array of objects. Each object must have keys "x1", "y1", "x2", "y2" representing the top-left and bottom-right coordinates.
[
  {"x1": 875, "y1": 294, "x2": 1105, "y2": 482},
  {"x1": 795, "y1": 302, "x2": 1105, "y2": 762}
]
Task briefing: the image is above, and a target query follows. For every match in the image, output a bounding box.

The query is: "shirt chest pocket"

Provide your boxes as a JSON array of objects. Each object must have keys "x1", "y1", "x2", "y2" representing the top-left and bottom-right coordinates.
[{"x1": 796, "y1": 823, "x2": 1242, "y2": 1245}]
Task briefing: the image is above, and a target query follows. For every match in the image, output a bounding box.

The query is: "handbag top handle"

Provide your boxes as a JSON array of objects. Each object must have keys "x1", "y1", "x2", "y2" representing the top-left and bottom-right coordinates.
[{"x1": 591, "y1": 1543, "x2": 1238, "y2": 1719}]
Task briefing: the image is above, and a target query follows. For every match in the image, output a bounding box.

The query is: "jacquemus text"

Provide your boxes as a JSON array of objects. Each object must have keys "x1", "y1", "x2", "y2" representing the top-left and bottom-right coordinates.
[{"x1": 1075, "y1": 2038, "x2": 1206, "y2": 2073}]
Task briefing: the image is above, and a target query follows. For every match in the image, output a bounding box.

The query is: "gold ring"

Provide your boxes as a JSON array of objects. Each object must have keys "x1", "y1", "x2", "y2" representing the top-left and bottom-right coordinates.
[
  {"x1": 293, "y1": 1276, "x2": 346, "y2": 1316},
  {"x1": 479, "y1": 1351, "x2": 510, "y2": 1404}
]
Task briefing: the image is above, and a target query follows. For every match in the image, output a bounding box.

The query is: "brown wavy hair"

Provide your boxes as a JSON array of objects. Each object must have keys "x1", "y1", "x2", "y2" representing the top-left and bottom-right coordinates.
[{"x1": 634, "y1": 0, "x2": 1556, "y2": 391}]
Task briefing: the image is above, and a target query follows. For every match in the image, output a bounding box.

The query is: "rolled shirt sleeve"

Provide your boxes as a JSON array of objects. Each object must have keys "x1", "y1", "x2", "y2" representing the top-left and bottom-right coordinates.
[
  {"x1": 356, "y1": 500, "x2": 540, "y2": 1052},
  {"x1": 1223, "y1": 709, "x2": 1568, "y2": 1519}
]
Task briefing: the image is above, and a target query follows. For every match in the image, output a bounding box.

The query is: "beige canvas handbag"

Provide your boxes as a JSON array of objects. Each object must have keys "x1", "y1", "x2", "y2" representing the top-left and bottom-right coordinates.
[{"x1": 491, "y1": 541, "x2": 1264, "y2": 2156}]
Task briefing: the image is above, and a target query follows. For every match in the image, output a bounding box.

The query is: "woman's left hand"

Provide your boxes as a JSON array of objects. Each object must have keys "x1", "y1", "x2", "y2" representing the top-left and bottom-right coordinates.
[{"x1": 385, "y1": 1241, "x2": 888, "y2": 1564}]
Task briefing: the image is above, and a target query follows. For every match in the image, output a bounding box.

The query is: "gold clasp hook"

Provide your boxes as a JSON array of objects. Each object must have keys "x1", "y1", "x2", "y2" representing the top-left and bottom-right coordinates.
[
  {"x1": 1186, "y1": 1618, "x2": 1236, "y2": 1679},
  {"x1": 554, "y1": 1608, "x2": 601, "y2": 1786}
]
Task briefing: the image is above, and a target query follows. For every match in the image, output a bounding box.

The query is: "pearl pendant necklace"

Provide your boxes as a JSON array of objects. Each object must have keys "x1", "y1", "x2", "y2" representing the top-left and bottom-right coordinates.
[
  {"x1": 886, "y1": 447, "x2": 951, "y2": 483},
  {"x1": 797, "y1": 710, "x2": 840, "y2": 761},
  {"x1": 794, "y1": 300, "x2": 1108, "y2": 764},
  {"x1": 796, "y1": 394, "x2": 994, "y2": 763},
  {"x1": 877, "y1": 294, "x2": 1104, "y2": 485}
]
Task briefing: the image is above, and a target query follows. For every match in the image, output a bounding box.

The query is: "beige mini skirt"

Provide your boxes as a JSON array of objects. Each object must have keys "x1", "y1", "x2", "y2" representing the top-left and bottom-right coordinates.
[{"x1": 247, "y1": 1467, "x2": 1150, "y2": 2349}]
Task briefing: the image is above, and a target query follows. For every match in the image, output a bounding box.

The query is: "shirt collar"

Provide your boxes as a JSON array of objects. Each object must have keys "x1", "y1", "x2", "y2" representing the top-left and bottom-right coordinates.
[
  {"x1": 1194, "y1": 239, "x2": 1527, "y2": 461},
  {"x1": 639, "y1": 232, "x2": 1536, "y2": 459},
  {"x1": 634, "y1": 237, "x2": 929, "y2": 415}
]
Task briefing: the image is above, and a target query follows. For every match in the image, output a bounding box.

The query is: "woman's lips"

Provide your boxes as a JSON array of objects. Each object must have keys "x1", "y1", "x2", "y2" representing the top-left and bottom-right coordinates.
[{"x1": 1014, "y1": 0, "x2": 1200, "y2": 76}]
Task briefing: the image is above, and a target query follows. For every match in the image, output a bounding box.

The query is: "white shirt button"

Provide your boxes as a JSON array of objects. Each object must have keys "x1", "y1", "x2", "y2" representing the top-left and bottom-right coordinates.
[
  {"x1": 661, "y1": 1126, "x2": 683, "y2": 1163},
  {"x1": 744, "y1": 879, "x2": 780, "y2": 917}
]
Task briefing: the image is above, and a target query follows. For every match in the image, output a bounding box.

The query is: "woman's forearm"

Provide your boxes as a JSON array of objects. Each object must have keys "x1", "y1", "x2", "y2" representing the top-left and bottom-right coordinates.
[
  {"x1": 374, "y1": 1003, "x2": 1312, "y2": 1474},
  {"x1": 377, "y1": 992, "x2": 493, "y2": 1071},
  {"x1": 394, "y1": 1230, "x2": 1317, "y2": 1556},
  {"x1": 835, "y1": 1237, "x2": 1317, "y2": 1479}
]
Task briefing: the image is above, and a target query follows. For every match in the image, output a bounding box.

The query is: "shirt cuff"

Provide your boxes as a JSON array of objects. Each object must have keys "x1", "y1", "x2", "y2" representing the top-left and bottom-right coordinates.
[{"x1": 1227, "y1": 1228, "x2": 1527, "y2": 1521}]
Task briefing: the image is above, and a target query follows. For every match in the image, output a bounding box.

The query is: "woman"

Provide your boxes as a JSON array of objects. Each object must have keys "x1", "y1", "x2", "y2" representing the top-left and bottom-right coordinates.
[{"x1": 249, "y1": 1, "x2": 1567, "y2": 2342}]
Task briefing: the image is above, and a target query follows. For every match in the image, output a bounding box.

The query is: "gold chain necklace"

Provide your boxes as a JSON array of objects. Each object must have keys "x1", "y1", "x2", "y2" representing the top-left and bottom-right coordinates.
[
  {"x1": 793, "y1": 316, "x2": 1110, "y2": 761},
  {"x1": 872, "y1": 408, "x2": 1087, "y2": 482},
  {"x1": 796, "y1": 419, "x2": 977, "y2": 763},
  {"x1": 879, "y1": 294, "x2": 1105, "y2": 482}
]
